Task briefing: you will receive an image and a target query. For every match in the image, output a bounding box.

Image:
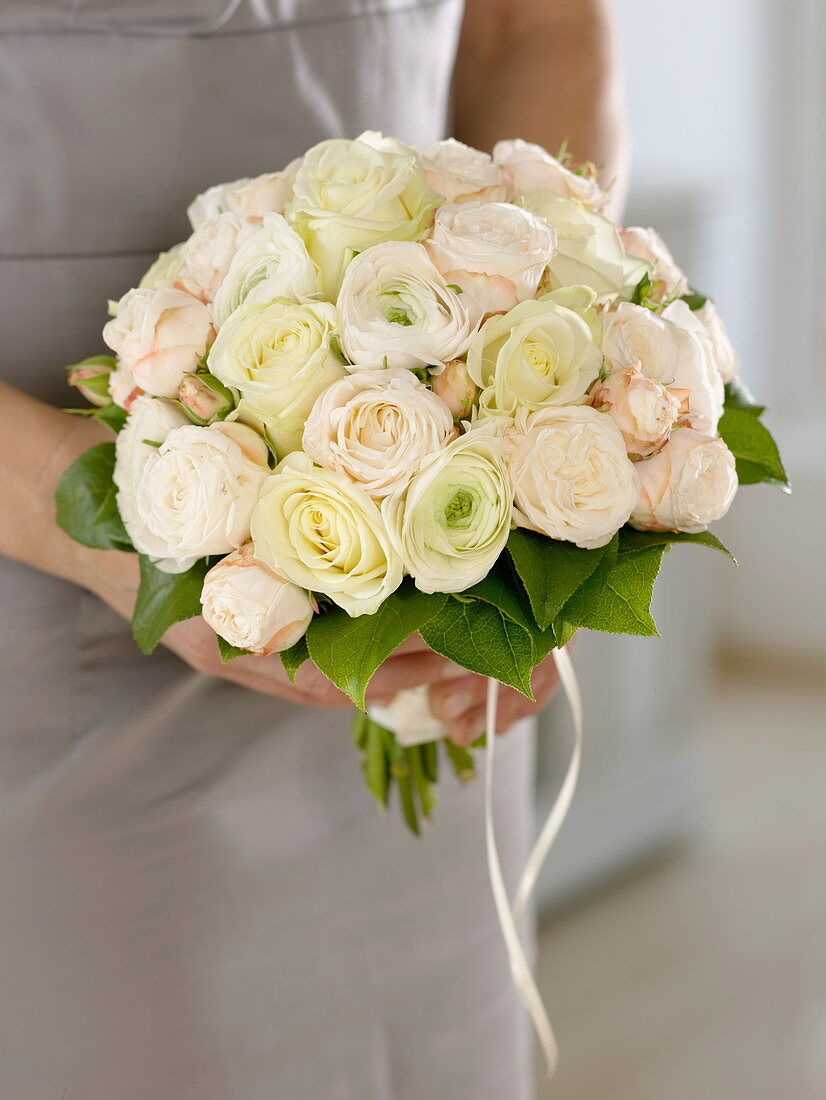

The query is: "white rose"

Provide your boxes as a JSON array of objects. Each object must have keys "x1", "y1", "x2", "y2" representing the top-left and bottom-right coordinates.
[
  {"x1": 103, "y1": 286, "x2": 213, "y2": 402},
  {"x1": 631, "y1": 427, "x2": 737, "y2": 533},
  {"x1": 522, "y1": 190, "x2": 649, "y2": 303},
  {"x1": 338, "y1": 241, "x2": 476, "y2": 369},
  {"x1": 302, "y1": 368, "x2": 455, "y2": 498},
  {"x1": 208, "y1": 298, "x2": 346, "y2": 457},
  {"x1": 187, "y1": 161, "x2": 301, "y2": 229},
  {"x1": 139, "y1": 244, "x2": 184, "y2": 290},
  {"x1": 287, "y1": 131, "x2": 440, "y2": 297},
  {"x1": 416, "y1": 138, "x2": 511, "y2": 204},
  {"x1": 466, "y1": 286, "x2": 603, "y2": 417},
  {"x1": 695, "y1": 299, "x2": 740, "y2": 383},
  {"x1": 591, "y1": 364, "x2": 685, "y2": 459},
  {"x1": 211, "y1": 213, "x2": 320, "y2": 328},
  {"x1": 382, "y1": 429, "x2": 513, "y2": 594},
  {"x1": 131, "y1": 422, "x2": 270, "y2": 567},
  {"x1": 201, "y1": 543, "x2": 314, "y2": 655},
  {"x1": 114, "y1": 394, "x2": 190, "y2": 565},
  {"x1": 426, "y1": 201, "x2": 557, "y2": 316},
  {"x1": 175, "y1": 212, "x2": 254, "y2": 304},
  {"x1": 503, "y1": 405, "x2": 637, "y2": 549},
  {"x1": 601, "y1": 300, "x2": 724, "y2": 434},
  {"x1": 251, "y1": 453, "x2": 403, "y2": 617},
  {"x1": 493, "y1": 138, "x2": 608, "y2": 211},
  {"x1": 618, "y1": 226, "x2": 689, "y2": 301}
]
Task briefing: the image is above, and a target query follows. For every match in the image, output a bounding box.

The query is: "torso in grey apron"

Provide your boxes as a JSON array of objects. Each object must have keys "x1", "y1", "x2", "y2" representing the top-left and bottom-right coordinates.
[{"x1": 0, "y1": 4, "x2": 534, "y2": 1097}]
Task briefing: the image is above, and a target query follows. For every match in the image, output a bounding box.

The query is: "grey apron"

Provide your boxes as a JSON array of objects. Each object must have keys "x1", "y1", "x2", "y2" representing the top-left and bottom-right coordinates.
[{"x1": 0, "y1": 4, "x2": 534, "y2": 1097}]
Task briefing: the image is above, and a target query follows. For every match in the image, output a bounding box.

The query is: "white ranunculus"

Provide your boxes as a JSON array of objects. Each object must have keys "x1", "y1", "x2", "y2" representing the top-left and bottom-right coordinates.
[
  {"x1": 591, "y1": 364, "x2": 685, "y2": 459},
  {"x1": 175, "y1": 213, "x2": 254, "y2": 304},
  {"x1": 338, "y1": 241, "x2": 476, "y2": 369},
  {"x1": 503, "y1": 405, "x2": 637, "y2": 549},
  {"x1": 131, "y1": 422, "x2": 270, "y2": 567},
  {"x1": 103, "y1": 286, "x2": 213, "y2": 402},
  {"x1": 187, "y1": 161, "x2": 301, "y2": 229},
  {"x1": 631, "y1": 427, "x2": 737, "y2": 533},
  {"x1": 382, "y1": 429, "x2": 513, "y2": 594},
  {"x1": 415, "y1": 138, "x2": 511, "y2": 204},
  {"x1": 466, "y1": 286, "x2": 603, "y2": 417},
  {"x1": 208, "y1": 298, "x2": 345, "y2": 457},
  {"x1": 287, "y1": 131, "x2": 441, "y2": 297},
  {"x1": 210, "y1": 213, "x2": 320, "y2": 328},
  {"x1": 426, "y1": 201, "x2": 557, "y2": 316},
  {"x1": 251, "y1": 453, "x2": 403, "y2": 617},
  {"x1": 522, "y1": 190, "x2": 649, "y2": 303},
  {"x1": 493, "y1": 138, "x2": 608, "y2": 211},
  {"x1": 302, "y1": 368, "x2": 455, "y2": 498},
  {"x1": 618, "y1": 226, "x2": 688, "y2": 301},
  {"x1": 601, "y1": 300, "x2": 724, "y2": 435},
  {"x1": 139, "y1": 244, "x2": 185, "y2": 290},
  {"x1": 114, "y1": 395, "x2": 191, "y2": 565},
  {"x1": 695, "y1": 299, "x2": 740, "y2": 383},
  {"x1": 201, "y1": 543, "x2": 314, "y2": 655}
]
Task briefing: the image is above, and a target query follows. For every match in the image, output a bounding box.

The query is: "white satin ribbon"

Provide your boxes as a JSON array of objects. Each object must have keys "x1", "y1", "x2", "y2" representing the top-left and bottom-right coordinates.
[{"x1": 484, "y1": 645, "x2": 583, "y2": 1077}]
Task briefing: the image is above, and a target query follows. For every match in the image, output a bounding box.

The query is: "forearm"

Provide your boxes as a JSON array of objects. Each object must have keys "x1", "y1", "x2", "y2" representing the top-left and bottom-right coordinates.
[{"x1": 453, "y1": 0, "x2": 628, "y2": 217}]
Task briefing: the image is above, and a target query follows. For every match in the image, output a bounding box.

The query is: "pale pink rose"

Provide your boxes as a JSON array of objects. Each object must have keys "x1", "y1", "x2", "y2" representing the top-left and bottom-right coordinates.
[
  {"x1": 103, "y1": 287, "x2": 213, "y2": 400},
  {"x1": 201, "y1": 543, "x2": 315, "y2": 655},
  {"x1": 67, "y1": 360, "x2": 113, "y2": 408},
  {"x1": 107, "y1": 362, "x2": 140, "y2": 411},
  {"x1": 416, "y1": 139, "x2": 511, "y2": 204},
  {"x1": 175, "y1": 213, "x2": 253, "y2": 304},
  {"x1": 631, "y1": 427, "x2": 737, "y2": 533},
  {"x1": 186, "y1": 160, "x2": 302, "y2": 229},
  {"x1": 619, "y1": 226, "x2": 689, "y2": 301},
  {"x1": 591, "y1": 364, "x2": 685, "y2": 459},
  {"x1": 431, "y1": 359, "x2": 479, "y2": 420},
  {"x1": 493, "y1": 138, "x2": 608, "y2": 211},
  {"x1": 177, "y1": 373, "x2": 234, "y2": 424}
]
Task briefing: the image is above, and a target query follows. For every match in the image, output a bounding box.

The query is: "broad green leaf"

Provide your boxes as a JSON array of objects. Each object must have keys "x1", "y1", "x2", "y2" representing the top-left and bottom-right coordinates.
[
  {"x1": 464, "y1": 567, "x2": 558, "y2": 664},
  {"x1": 507, "y1": 528, "x2": 606, "y2": 630},
  {"x1": 718, "y1": 407, "x2": 788, "y2": 487},
  {"x1": 420, "y1": 596, "x2": 534, "y2": 698},
  {"x1": 562, "y1": 543, "x2": 665, "y2": 636},
  {"x1": 132, "y1": 556, "x2": 209, "y2": 655},
  {"x1": 553, "y1": 533, "x2": 618, "y2": 627},
  {"x1": 55, "y1": 442, "x2": 133, "y2": 551},
  {"x1": 618, "y1": 526, "x2": 736, "y2": 563},
  {"x1": 216, "y1": 636, "x2": 253, "y2": 663},
  {"x1": 306, "y1": 582, "x2": 447, "y2": 709},
  {"x1": 95, "y1": 403, "x2": 128, "y2": 433},
  {"x1": 280, "y1": 636, "x2": 310, "y2": 683},
  {"x1": 723, "y1": 378, "x2": 765, "y2": 417}
]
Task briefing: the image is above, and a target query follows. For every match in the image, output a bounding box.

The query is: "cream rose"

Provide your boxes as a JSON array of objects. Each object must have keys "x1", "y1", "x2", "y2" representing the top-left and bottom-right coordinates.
[
  {"x1": 426, "y1": 201, "x2": 557, "y2": 316},
  {"x1": 208, "y1": 298, "x2": 345, "y2": 457},
  {"x1": 590, "y1": 365, "x2": 685, "y2": 459},
  {"x1": 103, "y1": 286, "x2": 213, "y2": 402},
  {"x1": 251, "y1": 453, "x2": 403, "y2": 617},
  {"x1": 503, "y1": 406, "x2": 637, "y2": 549},
  {"x1": 175, "y1": 212, "x2": 254, "y2": 304},
  {"x1": 338, "y1": 241, "x2": 475, "y2": 369},
  {"x1": 287, "y1": 131, "x2": 440, "y2": 297},
  {"x1": 522, "y1": 190, "x2": 648, "y2": 303},
  {"x1": 493, "y1": 138, "x2": 608, "y2": 211},
  {"x1": 211, "y1": 213, "x2": 320, "y2": 328},
  {"x1": 382, "y1": 429, "x2": 513, "y2": 594},
  {"x1": 618, "y1": 226, "x2": 688, "y2": 301},
  {"x1": 601, "y1": 300, "x2": 724, "y2": 434},
  {"x1": 630, "y1": 427, "x2": 737, "y2": 533},
  {"x1": 695, "y1": 300, "x2": 740, "y2": 383},
  {"x1": 130, "y1": 421, "x2": 270, "y2": 567},
  {"x1": 415, "y1": 138, "x2": 511, "y2": 204},
  {"x1": 139, "y1": 244, "x2": 184, "y2": 290},
  {"x1": 303, "y1": 368, "x2": 455, "y2": 498},
  {"x1": 201, "y1": 544, "x2": 314, "y2": 655},
  {"x1": 466, "y1": 286, "x2": 603, "y2": 417},
  {"x1": 187, "y1": 162, "x2": 301, "y2": 229}
]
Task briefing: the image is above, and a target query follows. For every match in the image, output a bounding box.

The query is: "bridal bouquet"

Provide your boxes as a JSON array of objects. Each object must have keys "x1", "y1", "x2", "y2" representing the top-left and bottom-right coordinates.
[{"x1": 58, "y1": 132, "x2": 786, "y2": 836}]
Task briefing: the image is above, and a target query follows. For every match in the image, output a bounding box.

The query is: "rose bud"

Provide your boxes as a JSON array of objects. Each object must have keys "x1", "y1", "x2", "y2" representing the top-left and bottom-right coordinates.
[
  {"x1": 630, "y1": 427, "x2": 737, "y2": 533},
  {"x1": 201, "y1": 543, "x2": 315, "y2": 656},
  {"x1": 590, "y1": 364, "x2": 683, "y2": 459},
  {"x1": 432, "y1": 359, "x2": 479, "y2": 420},
  {"x1": 66, "y1": 355, "x2": 115, "y2": 407},
  {"x1": 178, "y1": 372, "x2": 234, "y2": 425}
]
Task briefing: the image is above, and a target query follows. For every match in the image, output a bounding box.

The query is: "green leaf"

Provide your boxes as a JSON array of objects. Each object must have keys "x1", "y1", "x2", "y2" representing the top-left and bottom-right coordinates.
[
  {"x1": 131, "y1": 556, "x2": 209, "y2": 655},
  {"x1": 631, "y1": 272, "x2": 654, "y2": 305},
  {"x1": 718, "y1": 407, "x2": 788, "y2": 487},
  {"x1": 305, "y1": 582, "x2": 447, "y2": 709},
  {"x1": 618, "y1": 526, "x2": 736, "y2": 563},
  {"x1": 280, "y1": 636, "x2": 310, "y2": 683},
  {"x1": 723, "y1": 378, "x2": 764, "y2": 416},
  {"x1": 507, "y1": 528, "x2": 607, "y2": 630},
  {"x1": 443, "y1": 739, "x2": 477, "y2": 783},
  {"x1": 55, "y1": 441, "x2": 133, "y2": 551},
  {"x1": 216, "y1": 635, "x2": 253, "y2": 663},
  {"x1": 680, "y1": 290, "x2": 708, "y2": 311},
  {"x1": 562, "y1": 542, "x2": 665, "y2": 636},
  {"x1": 65, "y1": 353, "x2": 116, "y2": 375},
  {"x1": 95, "y1": 403, "x2": 128, "y2": 433},
  {"x1": 463, "y1": 566, "x2": 558, "y2": 664},
  {"x1": 420, "y1": 597, "x2": 535, "y2": 698}
]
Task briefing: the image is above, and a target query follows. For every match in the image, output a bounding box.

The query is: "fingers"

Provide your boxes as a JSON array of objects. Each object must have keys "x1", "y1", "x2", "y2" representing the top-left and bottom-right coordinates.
[
  {"x1": 366, "y1": 651, "x2": 463, "y2": 704},
  {"x1": 443, "y1": 656, "x2": 562, "y2": 746}
]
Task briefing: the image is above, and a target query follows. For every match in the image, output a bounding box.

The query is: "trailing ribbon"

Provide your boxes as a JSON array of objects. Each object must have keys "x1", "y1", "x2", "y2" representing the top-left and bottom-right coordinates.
[{"x1": 484, "y1": 645, "x2": 583, "y2": 1077}]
